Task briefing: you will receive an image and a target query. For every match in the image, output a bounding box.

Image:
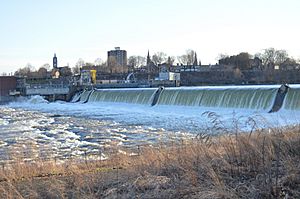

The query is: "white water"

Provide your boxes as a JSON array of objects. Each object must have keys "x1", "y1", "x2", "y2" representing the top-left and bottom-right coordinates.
[
  {"x1": 282, "y1": 86, "x2": 300, "y2": 110},
  {"x1": 157, "y1": 86, "x2": 278, "y2": 110},
  {"x1": 1, "y1": 85, "x2": 300, "y2": 162},
  {"x1": 89, "y1": 88, "x2": 157, "y2": 104}
]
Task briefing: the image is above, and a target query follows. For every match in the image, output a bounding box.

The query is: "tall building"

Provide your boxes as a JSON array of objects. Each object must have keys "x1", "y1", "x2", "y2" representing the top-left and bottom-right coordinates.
[
  {"x1": 53, "y1": 53, "x2": 58, "y2": 69},
  {"x1": 107, "y1": 47, "x2": 127, "y2": 67}
]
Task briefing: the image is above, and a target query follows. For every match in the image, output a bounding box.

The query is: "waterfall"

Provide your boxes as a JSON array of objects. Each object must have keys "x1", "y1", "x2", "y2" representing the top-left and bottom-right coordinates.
[
  {"x1": 71, "y1": 92, "x2": 82, "y2": 103},
  {"x1": 79, "y1": 90, "x2": 93, "y2": 103},
  {"x1": 88, "y1": 88, "x2": 157, "y2": 105},
  {"x1": 71, "y1": 85, "x2": 295, "y2": 112},
  {"x1": 156, "y1": 87, "x2": 278, "y2": 110},
  {"x1": 283, "y1": 87, "x2": 300, "y2": 110}
]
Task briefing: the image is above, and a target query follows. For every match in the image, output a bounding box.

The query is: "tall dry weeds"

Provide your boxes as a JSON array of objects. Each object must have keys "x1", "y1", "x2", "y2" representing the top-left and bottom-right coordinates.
[{"x1": 0, "y1": 116, "x2": 299, "y2": 198}]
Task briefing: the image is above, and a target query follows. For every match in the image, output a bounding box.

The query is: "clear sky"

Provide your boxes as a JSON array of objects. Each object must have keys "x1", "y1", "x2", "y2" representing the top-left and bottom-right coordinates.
[{"x1": 0, "y1": 0, "x2": 299, "y2": 74}]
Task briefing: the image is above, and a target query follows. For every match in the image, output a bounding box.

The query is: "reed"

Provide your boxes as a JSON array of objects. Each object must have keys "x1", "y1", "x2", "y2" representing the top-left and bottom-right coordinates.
[{"x1": 0, "y1": 125, "x2": 299, "y2": 198}]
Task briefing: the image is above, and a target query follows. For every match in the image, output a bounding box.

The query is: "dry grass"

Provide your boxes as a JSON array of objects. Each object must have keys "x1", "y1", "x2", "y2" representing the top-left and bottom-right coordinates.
[{"x1": 0, "y1": 126, "x2": 300, "y2": 198}]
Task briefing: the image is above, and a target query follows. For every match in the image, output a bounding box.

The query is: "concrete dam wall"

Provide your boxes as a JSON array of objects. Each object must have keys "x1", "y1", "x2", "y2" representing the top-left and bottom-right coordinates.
[{"x1": 73, "y1": 85, "x2": 296, "y2": 112}]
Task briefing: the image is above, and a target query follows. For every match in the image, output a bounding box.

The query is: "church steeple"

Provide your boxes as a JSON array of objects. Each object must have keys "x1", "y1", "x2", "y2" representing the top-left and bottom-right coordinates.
[
  {"x1": 53, "y1": 53, "x2": 58, "y2": 69},
  {"x1": 193, "y1": 52, "x2": 198, "y2": 66},
  {"x1": 147, "y1": 50, "x2": 151, "y2": 65}
]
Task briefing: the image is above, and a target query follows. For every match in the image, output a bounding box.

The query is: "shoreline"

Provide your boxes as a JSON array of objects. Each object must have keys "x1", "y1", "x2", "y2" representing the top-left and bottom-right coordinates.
[{"x1": 0, "y1": 126, "x2": 299, "y2": 198}]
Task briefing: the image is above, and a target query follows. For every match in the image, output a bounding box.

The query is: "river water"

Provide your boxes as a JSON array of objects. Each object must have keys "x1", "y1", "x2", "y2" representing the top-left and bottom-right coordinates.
[{"x1": 1, "y1": 85, "x2": 300, "y2": 163}]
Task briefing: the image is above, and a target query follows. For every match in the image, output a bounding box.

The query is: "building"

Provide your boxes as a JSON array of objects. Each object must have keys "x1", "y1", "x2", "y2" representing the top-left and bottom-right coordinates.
[
  {"x1": 53, "y1": 53, "x2": 58, "y2": 69},
  {"x1": 107, "y1": 47, "x2": 127, "y2": 67},
  {"x1": 146, "y1": 50, "x2": 159, "y2": 73},
  {"x1": 158, "y1": 72, "x2": 180, "y2": 81},
  {"x1": 0, "y1": 76, "x2": 17, "y2": 103},
  {"x1": 51, "y1": 54, "x2": 72, "y2": 78}
]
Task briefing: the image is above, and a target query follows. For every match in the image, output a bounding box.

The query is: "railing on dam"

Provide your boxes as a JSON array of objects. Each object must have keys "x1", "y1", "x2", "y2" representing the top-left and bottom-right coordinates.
[{"x1": 25, "y1": 84, "x2": 70, "y2": 95}]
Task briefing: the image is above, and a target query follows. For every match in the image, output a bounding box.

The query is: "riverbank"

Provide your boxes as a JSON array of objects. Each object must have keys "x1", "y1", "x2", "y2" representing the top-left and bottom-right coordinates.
[{"x1": 0, "y1": 126, "x2": 299, "y2": 198}]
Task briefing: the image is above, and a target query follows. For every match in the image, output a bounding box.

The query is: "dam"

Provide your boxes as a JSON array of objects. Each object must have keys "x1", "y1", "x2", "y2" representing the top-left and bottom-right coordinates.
[{"x1": 74, "y1": 84, "x2": 294, "y2": 113}]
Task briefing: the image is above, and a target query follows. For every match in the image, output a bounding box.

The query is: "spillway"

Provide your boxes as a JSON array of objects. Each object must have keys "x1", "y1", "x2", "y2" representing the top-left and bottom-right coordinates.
[
  {"x1": 71, "y1": 92, "x2": 81, "y2": 102},
  {"x1": 74, "y1": 85, "x2": 287, "y2": 112},
  {"x1": 79, "y1": 90, "x2": 93, "y2": 103},
  {"x1": 282, "y1": 87, "x2": 300, "y2": 110},
  {"x1": 88, "y1": 88, "x2": 157, "y2": 105},
  {"x1": 156, "y1": 87, "x2": 278, "y2": 110}
]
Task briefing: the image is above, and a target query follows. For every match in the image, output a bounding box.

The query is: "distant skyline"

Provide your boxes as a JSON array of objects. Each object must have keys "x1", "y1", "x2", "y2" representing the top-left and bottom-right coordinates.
[{"x1": 0, "y1": 0, "x2": 300, "y2": 74}]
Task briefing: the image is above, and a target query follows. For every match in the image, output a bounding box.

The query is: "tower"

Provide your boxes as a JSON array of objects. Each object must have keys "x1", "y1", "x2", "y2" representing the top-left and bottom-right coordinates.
[
  {"x1": 146, "y1": 50, "x2": 151, "y2": 66},
  {"x1": 53, "y1": 53, "x2": 58, "y2": 69},
  {"x1": 193, "y1": 52, "x2": 198, "y2": 66}
]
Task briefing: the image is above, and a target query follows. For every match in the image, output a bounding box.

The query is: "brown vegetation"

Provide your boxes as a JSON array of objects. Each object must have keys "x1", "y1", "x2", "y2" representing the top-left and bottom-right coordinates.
[{"x1": 0, "y1": 126, "x2": 299, "y2": 198}]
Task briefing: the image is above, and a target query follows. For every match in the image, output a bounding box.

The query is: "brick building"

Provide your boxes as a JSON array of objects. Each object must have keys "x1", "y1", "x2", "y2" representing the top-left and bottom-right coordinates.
[
  {"x1": 107, "y1": 47, "x2": 127, "y2": 67},
  {"x1": 0, "y1": 76, "x2": 17, "y2": 103}
]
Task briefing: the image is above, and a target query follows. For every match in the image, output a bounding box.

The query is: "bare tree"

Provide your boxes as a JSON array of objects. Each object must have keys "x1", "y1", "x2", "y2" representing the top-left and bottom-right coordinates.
[
  {"x1": 167, "y1": 56, "x2": 175, "y2": 65},
  {"x1": 72, "y1": 65, "x2": 81, "y2": 75},
  {"x1": 94, "y1": 58, "x2": 103, "y2": 66},
  {"x1": 14, "y1": 63, "x2": 35, "y2": 76},
  {"x1": 275, "y1": 50, "x2": 288, "y2": 65},
  {"x1": 85, "y1": 62, "x2": 94, "y2": 67},
  {"x1": 26, "y1": 63, "x2": 35, "y2": 71},
  {"x1": 40, "y1": 63, "x2": 51, "y2": 71},
  {"x1": 152, "y1": 52, "x2": 167, "y2": 65},
  {"x1": 136, "y1": 56, "x2": 146, "y2": 67},
  {"x1": 128, "y1": 55, "x2": 146, "y2": 72},
  {"x1": 128, "y1": 56, "x2": 138, "y2": 68},
  {"x1": 178, "y1": 49, "x2": 196, "y2": 65},
  {"x1": 177, "y1": 54, "x2": 188, "y2": 65},
  {"x1": 217, "y1": 54, "x2": 229, "y2": 62},
  {"x1": 261, "y1": 48, "x2": 276, "y2": 66},
  {"x1": 76, "y1": 58, "x2": 85, "y2": 68},
  {"x1": 72, "y1": 58, "x2": 85, "y2": 75},
  {"x1": 186, "y1": 49, "x2": 196, "y2": 65},
  {"x1": 257, "y1": 48, "x2": 289, "y2": 67}
]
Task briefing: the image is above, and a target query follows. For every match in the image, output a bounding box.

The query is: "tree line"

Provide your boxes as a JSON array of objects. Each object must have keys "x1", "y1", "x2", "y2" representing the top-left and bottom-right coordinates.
[
  {"x1": 14, "y1": 47, "x2": 300, "y2": 77},
  {"x1": 219, "y1": 48, "x2": 300, "y2": 70}
]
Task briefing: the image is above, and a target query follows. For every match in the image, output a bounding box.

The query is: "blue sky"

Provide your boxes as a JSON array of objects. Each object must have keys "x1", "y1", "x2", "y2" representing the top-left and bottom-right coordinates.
[{"x1": 0, "y1": 0, "x2": 299, "y2": 73}]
